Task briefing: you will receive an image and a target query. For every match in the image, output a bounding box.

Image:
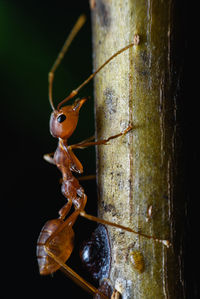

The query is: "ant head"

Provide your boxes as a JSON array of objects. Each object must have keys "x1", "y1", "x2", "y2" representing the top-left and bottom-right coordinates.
[{"x1": 50, "y1": 98, "x2": 87, "y2": 139}]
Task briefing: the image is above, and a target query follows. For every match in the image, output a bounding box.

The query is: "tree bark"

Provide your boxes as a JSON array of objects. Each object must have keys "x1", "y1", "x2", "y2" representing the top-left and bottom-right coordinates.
[{"x1": 91, "y1": 0, "x2": 185, "y2": 298}]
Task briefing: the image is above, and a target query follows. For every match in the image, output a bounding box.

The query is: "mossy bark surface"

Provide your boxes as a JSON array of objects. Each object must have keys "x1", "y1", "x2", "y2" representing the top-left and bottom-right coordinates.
[{"x1": 91, "y1": 0, "x2": 185, "y2": 298}]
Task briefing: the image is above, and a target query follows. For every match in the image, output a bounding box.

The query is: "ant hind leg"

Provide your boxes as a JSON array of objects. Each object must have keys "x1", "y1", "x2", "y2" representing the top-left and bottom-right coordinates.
[{"x1": 44, "y1": 244, "x2": 109, "y2": 298}]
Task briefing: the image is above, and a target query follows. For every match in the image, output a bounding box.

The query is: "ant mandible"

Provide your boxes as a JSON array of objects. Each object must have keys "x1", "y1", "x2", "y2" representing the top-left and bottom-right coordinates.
[{"x1": 36, "y1": 15, "x2": 170, "y2": 298}]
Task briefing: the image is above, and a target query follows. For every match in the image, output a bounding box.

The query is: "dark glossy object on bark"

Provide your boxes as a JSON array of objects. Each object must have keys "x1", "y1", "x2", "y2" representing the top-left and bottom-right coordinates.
[{"x1": 80, "y1": 225, "x2": 110, "y2": 281}]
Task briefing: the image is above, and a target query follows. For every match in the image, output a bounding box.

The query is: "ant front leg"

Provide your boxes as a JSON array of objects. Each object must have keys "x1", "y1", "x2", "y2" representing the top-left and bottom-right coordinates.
[{"x1": 70, "y1": 124, "x2": 133, "y2": 150}]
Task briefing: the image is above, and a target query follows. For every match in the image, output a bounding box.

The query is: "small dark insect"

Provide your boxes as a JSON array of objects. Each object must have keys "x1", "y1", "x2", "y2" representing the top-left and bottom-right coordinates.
[{"x1": 36, "y1": 15, "x2": 170, "y2": 298}]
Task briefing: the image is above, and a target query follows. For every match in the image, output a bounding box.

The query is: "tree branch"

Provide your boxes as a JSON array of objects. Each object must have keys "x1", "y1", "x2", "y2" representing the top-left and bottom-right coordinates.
[{"x1": 91, "y1": 0, "x2": 185, "y2": 298}]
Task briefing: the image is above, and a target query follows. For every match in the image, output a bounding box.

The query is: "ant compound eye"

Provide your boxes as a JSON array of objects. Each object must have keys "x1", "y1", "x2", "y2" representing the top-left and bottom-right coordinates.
[{"x1": 57, "y1": 114, "x2": 66, "y2": 123}]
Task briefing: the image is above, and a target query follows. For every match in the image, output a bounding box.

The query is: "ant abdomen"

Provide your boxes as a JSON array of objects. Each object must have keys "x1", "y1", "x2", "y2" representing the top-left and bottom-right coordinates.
[{"x1": 37, "y1": 219, "x2": 74, "y2": 275}]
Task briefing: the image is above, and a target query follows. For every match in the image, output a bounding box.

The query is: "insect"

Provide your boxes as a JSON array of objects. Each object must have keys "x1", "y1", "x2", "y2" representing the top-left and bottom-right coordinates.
[
  {"x1": 36, "y1": 15, "x2": 170, "y2": 298},
  {"x1": 80, "y1": 224, "x2": 111, "y2": 282},
  {"x1": 130, "y1": 250, "x2": 145, "y2": 273}
]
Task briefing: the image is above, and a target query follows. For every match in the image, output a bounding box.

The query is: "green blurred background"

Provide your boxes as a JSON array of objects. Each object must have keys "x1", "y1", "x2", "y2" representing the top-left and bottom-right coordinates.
[{"x1": 1, "y1": 0, "x2": 97, "y2": 298}]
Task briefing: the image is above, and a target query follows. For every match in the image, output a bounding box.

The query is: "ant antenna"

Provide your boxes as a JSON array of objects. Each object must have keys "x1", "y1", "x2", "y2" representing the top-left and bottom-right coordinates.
[
  {"x1": 48, "y1": 15, "x2": 86, "y2": 110},
  {"x1": 57, "y1": 37, "x2": 139, "y2": 110}
]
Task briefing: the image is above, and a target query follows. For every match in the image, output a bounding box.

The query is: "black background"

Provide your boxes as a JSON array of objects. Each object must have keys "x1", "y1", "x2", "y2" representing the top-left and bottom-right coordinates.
[
  {"x1": 1, "y1": 0, "x2": 198, "y2": 298},
  {"x1": 2, "y1": 1, "x2": 96, "y2": 298}
]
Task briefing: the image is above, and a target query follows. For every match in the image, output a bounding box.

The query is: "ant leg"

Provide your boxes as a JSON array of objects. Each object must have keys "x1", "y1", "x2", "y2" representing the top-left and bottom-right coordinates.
[
  {"x1": 74, "y1": 135, "x2": 95, "y2": 145},
  {"x1": 45, "y1": 194, "x2": 86, "y2": 250},
  {"x1": 45, "y1": 247, "x2": 108, "y2": 298},
  {"x1": 59, "y1": 175, "x2": 96, "y2": 185},
  {"x1": 58, "y1": 200, "x2": 73, "y2": 220},
  {"x1": 43, "y1": 152, "x2": 55, "y2": 164},
  {"x1": 45, "y1": 209, "x2": 80, "y2": 253},
  {"x1": 70, "y1": 125, "x2": 133, "y2": 150},
  {"x1": 77, "y1": 174, "x2": 96, "y2": 181},
  {"x1": 80, "y1": 211, "x2": 170, "y2": 248},
  {"x1": 43, "y1": 209, "x2": 108, "y2": 298}
]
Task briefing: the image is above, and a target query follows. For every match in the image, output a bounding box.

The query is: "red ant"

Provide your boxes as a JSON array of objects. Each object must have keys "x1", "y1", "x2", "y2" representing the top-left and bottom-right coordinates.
[{"x1": 36, "y1": 15, "x2": 170, "y2": 298}]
